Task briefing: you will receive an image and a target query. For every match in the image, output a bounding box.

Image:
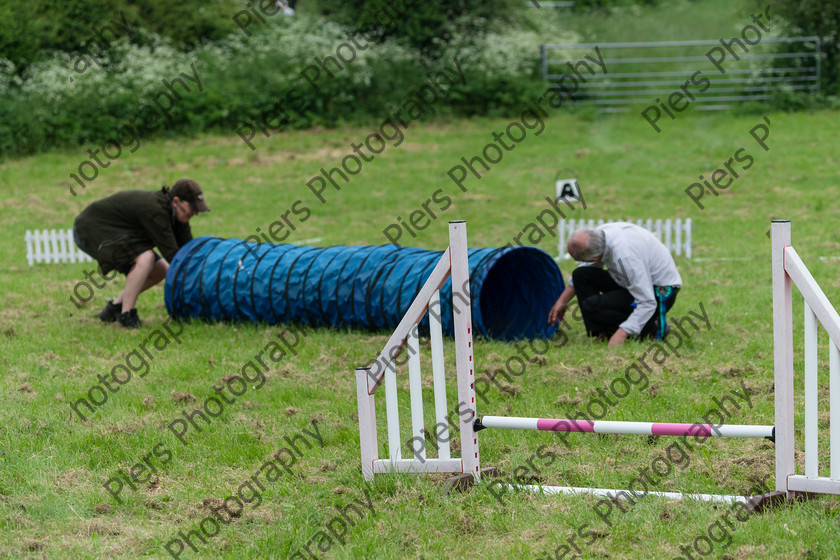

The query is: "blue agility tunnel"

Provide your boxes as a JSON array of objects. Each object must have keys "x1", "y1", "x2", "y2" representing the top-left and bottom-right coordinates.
[{"x1": 164, "y1": 237, "x2": 564, "y2": 340}]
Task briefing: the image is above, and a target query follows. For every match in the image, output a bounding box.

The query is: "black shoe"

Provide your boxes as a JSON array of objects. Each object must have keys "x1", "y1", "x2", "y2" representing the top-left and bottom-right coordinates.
[
  {"x1": 118, "y1": 309, "x2": 142, "y2": 329},
  {"x1": 99, "y1": 300, "x2": 122, "y2": 323}
]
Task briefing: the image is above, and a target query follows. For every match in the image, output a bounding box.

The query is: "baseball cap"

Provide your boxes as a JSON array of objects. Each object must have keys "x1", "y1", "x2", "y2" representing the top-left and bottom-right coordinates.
[{"x1": 170, "y1": 178, "x2": 210, "y2": 213}]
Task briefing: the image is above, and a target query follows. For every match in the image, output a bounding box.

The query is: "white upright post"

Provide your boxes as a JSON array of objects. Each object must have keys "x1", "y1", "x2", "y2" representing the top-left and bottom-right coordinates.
[
  {"x1": 558, "y1": 220, "x2": 566, "y2": 260},
  {"x1": 64, "y1": 229, "x2": 73, "y2": 263},
  {"x1": 449, "y1": 221, "x2": 480, "y2": 478},
  {"x1": 675, "y1": 218, "x2": 683, "y2": 256},
  {"x1": 69, "y1": 229, "x2": 80, "y2": 262},
  {"x1": 34, "y1": 231, "x2": 44, "y2": 264},
  {"x1": 407, "y1": 324, "x2": 426, "y2": 461},
  {"x1": 831, "y1": 341, "x2": 840, "y2": 480},
  {"x1": 57, "y1": 230, "x2": 67, "y2": 263},
  {"x1": 49, "y1": 229, "x2": 59, "y2": 264},
  {"x1": 43, "y1": 230, "x2": 50, "y2": 263},
  {"x1": 429, "y1": 290, "x2": 451, "y2": 460},
  {"x1": 25, "y1": 231, "x2": 34, "y2": 267},
  {"x1": 805, "y1": 301, "x2": 819, "y2": 478},
  {"x1": 685, "y1": 218, "x2": 693, "y2": 259},
  {"x1": 772, "y1": 220, "x2": 795, "y2": 497},
  {"x1": 355, "y1": 367, "x2": 378, "y2": 481},
  {"x1": 384, "y1": 360, "x2": 401, "y2": 463}
]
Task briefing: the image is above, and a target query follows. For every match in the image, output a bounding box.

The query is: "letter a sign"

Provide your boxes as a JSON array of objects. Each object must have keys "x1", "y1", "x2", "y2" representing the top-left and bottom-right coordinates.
[{"x1": 555, "y1": 177, "x2": 581, "y2": 203}]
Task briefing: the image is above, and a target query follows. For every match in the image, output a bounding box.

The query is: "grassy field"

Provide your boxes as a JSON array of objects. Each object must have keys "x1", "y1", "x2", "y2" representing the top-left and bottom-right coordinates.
[
  {"x1": 2, "y1": 101, "x2": 840, "y2": 559},
  {"x1": 3, "y1": 0, "x2": 840, "y2": 556}
]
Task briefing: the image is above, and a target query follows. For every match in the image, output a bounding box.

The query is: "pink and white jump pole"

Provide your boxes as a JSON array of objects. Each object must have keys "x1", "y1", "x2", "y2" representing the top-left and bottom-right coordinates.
[{"x1": 474, "y1": 416, "x2": 775, "y2": 440}]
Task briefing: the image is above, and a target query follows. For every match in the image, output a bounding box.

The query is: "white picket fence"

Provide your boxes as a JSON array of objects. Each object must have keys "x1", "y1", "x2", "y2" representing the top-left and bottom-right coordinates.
[
  {"x1": 25, "y1": 229, "x2": 93, "y2": 266},
  {"x1": 557, "y1": 218, "x2": 693, "y2": 260}
]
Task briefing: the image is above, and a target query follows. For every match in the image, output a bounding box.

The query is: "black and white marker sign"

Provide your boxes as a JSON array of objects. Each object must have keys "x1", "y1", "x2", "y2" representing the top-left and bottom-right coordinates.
[{"x1": 555, "y1": 177, "x2": 581, "y2": 203}]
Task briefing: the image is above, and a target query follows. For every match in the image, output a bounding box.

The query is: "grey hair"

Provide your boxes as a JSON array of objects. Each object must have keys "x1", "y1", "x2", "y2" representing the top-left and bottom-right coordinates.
[{"x1": 568, "y1": 228, "x2": 605, "y2": 261}]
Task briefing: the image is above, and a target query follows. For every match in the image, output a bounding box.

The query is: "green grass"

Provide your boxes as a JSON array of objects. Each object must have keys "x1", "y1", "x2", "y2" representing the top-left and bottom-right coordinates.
[
  {"x1": 0, "y1": 4, "x2": 838, "y2": 558},
  {"x1": 2, "y1": 101, "x2": 840, "y2": 559}
]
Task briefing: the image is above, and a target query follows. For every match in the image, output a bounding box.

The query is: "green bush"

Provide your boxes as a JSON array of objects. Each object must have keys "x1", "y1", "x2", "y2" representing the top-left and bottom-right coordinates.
[
  {"x1": 438, "y1": 25, "x2": 575, "y2": 115},
  {"x1": 763, "y1": 0, "x2": 840, "y2": 94},
  {"x1": 734, "y1": 90, "x2": 840, "y2": 115},
  {"x1": 0, "y1": 0, "x2": 242, "y2": 73},
  {"x1": 0, "y1": 3, "x2": 596, "y2": 160},
  {"x1": 0, "y1": 17, "x2": 434, "y2": 158},
  {"x1": 315, "y1": 0, "x2": 523, "y2": 58}
]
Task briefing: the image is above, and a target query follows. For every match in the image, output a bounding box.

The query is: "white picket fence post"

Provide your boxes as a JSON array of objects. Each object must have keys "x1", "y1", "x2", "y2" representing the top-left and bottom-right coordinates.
[
  {"x1": 25, "y1": 229, "x2": 93, "y2": 266},
  {"x1": 557, "y1": 218, "x2": 693, "y2": 260}
]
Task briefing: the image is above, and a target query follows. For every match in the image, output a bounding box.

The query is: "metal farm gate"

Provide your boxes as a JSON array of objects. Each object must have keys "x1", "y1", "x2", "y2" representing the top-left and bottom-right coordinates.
[{"x1": 541, "y1": 38, "x2": 821, "y2": 112}]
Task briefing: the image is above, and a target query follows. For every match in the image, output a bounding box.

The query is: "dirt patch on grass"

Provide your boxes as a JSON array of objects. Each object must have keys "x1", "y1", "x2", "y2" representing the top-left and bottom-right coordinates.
[{"x1": 171, "y1": 391, "x2": 197, "y2": 404}]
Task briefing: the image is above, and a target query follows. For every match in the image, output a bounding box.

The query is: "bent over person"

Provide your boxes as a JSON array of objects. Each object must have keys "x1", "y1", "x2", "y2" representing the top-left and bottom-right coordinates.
[
  {"x1": 547, "y1": 222, "x2": 682, "y2": 346},
  {"x1": 73, "y1": 179, "x2": 209, "y2": 328}
]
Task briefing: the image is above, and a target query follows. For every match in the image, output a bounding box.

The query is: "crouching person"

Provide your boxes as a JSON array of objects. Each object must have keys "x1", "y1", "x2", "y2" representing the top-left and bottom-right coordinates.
[
  {"x1": 548, "y1": 222, "x2": 681, "y2": 346},
  {"x1": 73, "y1": 179, "x2": 209, "y2": 328}
]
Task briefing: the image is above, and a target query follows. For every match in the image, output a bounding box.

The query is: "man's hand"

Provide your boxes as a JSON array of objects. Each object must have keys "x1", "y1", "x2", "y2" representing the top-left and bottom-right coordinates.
[
  {"x1": 548, "y1": 285, "x2": 576, "y2": 327},
  {"x1": 608, "y1": 328, "x2": 629, "y2": 346},
  {"x1": 548, "y1": 300, "x2": 568, "y2": 326}
]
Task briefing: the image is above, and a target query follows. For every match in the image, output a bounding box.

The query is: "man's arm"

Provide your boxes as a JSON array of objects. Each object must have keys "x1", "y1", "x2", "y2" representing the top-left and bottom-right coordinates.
[
  {"x1": 142, "y1": 212, "x2": 182, "y2": 263},
  {"x1": 173, "y1": 221, "x2": 193, "y2": 247},
  {"x1": 548, "y1": 284, "x2": 576, "y2": 326}
]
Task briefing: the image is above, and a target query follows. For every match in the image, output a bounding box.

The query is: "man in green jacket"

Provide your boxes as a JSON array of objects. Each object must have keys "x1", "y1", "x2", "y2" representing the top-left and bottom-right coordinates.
[{"x1": 73, "y1": 179, "x2": 209, "y2": 328}]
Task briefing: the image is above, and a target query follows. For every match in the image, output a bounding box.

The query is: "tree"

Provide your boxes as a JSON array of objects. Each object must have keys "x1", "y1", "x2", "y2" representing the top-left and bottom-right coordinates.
[
  {"x1": 770, "y1": 0, "x2": 840, "y2": 93},
  {"x1": 0, "y1": 0, "x2": 241, "y2": 73},
  {"x1": 316, "y1": 0, "x2": 522, "y2": 58}
]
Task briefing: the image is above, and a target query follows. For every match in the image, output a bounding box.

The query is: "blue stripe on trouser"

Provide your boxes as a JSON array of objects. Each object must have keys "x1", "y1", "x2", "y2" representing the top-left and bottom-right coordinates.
[{"x1": 656, "y1": 286, "x2": 673, "y2": 340}]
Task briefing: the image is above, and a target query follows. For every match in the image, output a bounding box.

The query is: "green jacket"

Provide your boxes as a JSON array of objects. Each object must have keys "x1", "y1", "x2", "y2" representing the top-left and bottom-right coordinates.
[{"x1": 74, "y1": 189, "x2": 192, "y2": 274}]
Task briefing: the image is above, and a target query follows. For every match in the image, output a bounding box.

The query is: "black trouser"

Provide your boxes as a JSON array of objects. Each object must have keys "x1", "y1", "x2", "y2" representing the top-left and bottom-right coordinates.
[{"x1": 572, "y1": 267, "x2": 679, "y2": 339}]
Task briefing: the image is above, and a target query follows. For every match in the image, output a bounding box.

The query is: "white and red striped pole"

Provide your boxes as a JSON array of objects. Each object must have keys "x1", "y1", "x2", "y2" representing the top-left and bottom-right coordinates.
[{"x1": 475, "y1": 416, "x2": 774, "y2": 439}]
